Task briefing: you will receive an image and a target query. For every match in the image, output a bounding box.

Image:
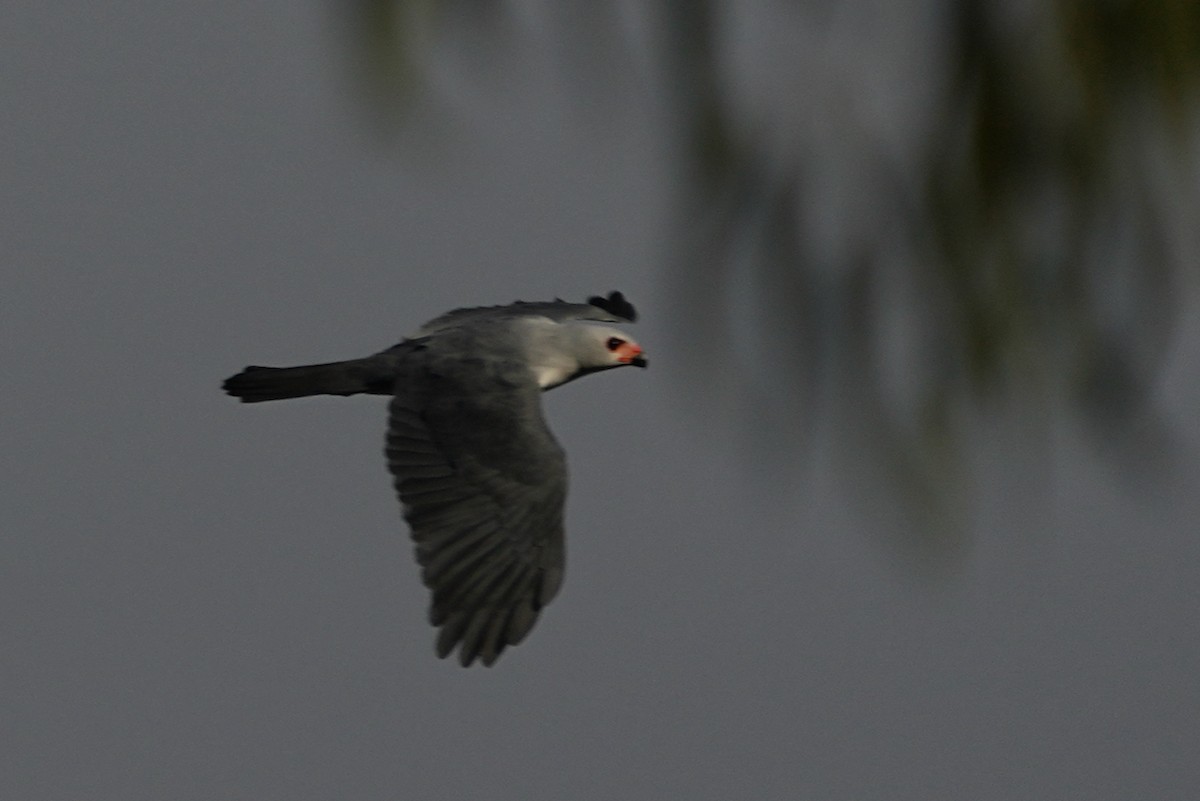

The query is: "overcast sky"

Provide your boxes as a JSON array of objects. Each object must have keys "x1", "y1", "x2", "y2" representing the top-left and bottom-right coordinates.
[{"x1": 4, "y1": 4, "x2": 1199, "y2": 800}]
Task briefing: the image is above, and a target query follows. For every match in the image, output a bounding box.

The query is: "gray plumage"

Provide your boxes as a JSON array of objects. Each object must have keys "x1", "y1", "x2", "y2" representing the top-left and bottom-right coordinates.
[{"x1": 222, "y1": 292, "x2": 646, "y2": 666}]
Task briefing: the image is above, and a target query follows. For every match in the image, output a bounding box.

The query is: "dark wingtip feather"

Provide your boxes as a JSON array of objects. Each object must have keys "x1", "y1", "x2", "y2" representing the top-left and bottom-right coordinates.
[{"x1": 587, "y1": 290, "x2": 637, "y2": 322}]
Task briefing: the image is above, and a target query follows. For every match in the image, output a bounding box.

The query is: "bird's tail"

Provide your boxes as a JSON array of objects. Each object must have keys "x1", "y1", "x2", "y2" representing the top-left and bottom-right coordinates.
[{"x1": 222, "y1": 358, "x2": 389, "y2": 403}]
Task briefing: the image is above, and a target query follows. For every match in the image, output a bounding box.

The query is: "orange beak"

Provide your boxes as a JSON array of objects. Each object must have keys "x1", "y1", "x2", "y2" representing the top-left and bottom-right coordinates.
[{"x1": 616, "y1": 342, "x2": 648, "y2": 367}]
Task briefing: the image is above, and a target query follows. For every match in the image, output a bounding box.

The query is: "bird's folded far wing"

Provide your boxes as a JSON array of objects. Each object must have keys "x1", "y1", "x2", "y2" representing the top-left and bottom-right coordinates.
[
  {"x1": 416, "y1": 290, "x2": 636, "y2": 335},
  {"x1": 385, "y1": 355, "x2": 568, "y2": 667}
]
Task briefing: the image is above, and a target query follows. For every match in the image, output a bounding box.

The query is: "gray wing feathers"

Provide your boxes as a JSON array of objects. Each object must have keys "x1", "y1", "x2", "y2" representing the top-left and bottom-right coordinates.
[
  {"x1": 385, "y1": 351, "x2": 568, "y2": 667},
  {"x1": 416, "y1": 290, "x2": 636, "y2": 334}
]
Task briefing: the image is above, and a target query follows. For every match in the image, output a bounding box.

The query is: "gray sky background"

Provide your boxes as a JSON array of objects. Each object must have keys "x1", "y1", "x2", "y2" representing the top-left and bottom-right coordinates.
[{"x1": 4, "y1": 4, "x2": 1199, "y2": 800}]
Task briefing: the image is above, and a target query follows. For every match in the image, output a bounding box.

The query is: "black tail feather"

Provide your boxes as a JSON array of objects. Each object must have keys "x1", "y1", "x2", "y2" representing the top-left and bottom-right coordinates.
[{"x1": 222, "y1": 360, "x2": 386, "y2": 403}]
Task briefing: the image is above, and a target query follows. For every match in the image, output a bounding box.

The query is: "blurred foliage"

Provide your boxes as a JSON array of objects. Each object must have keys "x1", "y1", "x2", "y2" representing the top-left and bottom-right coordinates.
[
  {"x1": 927, "y1": 0, "x2": 1196, "y2": 393},
  {"x1": 338, "y1": 0, "x2": 1200, "y2": 547},
  {"x1": 339, "y1": 0, "x2": 429, "y2": 128}
]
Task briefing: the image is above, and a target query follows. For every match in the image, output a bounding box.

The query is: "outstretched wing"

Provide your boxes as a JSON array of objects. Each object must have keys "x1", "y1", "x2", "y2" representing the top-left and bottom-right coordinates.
[
  {"x1": 416, "y1": 290, "x2": 636, "y2": 334},
  {"x1": 385, "y1": 342, "x2": 567, "y2": 666}
]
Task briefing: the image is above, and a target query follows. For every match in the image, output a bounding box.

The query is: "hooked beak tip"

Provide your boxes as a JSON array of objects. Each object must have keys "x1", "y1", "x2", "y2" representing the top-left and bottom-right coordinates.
[{"x1": 630, "y1": 355, "x2": 648, "y2": 368}]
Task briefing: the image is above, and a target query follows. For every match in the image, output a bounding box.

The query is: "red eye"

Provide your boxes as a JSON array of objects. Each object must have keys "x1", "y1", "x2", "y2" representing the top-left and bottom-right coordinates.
[{"x1": 606, "y1": 337, "x2": 624, "y2": 351}]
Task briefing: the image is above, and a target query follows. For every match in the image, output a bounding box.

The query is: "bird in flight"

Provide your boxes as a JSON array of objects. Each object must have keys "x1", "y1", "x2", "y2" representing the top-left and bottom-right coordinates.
[{"x1": 222, "y1": 291, "x2": 647, "y2": 666}]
